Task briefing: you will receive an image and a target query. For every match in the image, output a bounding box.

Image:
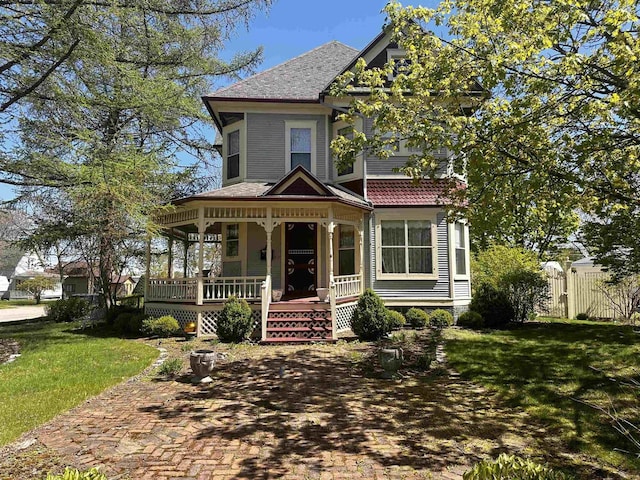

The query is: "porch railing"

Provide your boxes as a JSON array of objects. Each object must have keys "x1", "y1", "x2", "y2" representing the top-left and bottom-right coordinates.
[
  {"x1": 202, "y1": 276, "x2": 264, "y2": 301},
  {"x1": 148, "y1": 278, "x2": 197, "y2": 302},
  {"x1": 333, "y1": 274, "x2": 362, "y2": 300},
  {"x1": 261, "y1": 274, "x2": 271, "y2": 341}
]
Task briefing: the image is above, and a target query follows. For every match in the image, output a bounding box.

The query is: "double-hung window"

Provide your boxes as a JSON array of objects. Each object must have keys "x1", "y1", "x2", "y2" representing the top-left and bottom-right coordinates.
[
  {"x1": 227, "y1": 130, "x2": 240, "y2": 180},
  {"x1": 337, "y1": 126, "x2": 354, "y2": 176},
  {"x1": 225, "y1": 224, "x2": 239, "y2": 258},
  {"x1": 286, "y1": 120, "x2": 316, "y2": 173},
  {"x1": 454, "y1": 222, "x2": 467, "y2": 276},
  {"x1": 376, "y1": 214, "x2": 438, "y2": 279},
  {"x1": 338, "y1": 225, "x2": 355, "y2": 275}
]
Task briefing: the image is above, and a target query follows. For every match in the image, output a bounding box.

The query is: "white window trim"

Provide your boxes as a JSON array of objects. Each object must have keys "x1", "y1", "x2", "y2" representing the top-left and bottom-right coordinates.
[
  {"x1": 386, "y1": 48, "x2": 407, "y2": 81},
  {"x1": 285, "y1": 120, "x2": 317, "y2": 174},
  {"x1": 332, "y1": 119, "x2": 363, "y2": 181},
  {"x1": 449, "y1": 220, "x2": 471, "y2": 281},
  {"x1": 221, "y1": 121, "x2": 246, "y2": 186},
  {"x1": 375, "y1": 210, "x2": 439, "y2": 280},
  {"x1": 223, "y1": 223, "x2": 246, "y2": 267}
]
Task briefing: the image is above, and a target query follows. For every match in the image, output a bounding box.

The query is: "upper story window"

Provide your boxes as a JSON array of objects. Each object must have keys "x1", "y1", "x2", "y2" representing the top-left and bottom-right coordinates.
[
  {"x1": 387, "y1": 48, "x2": 411, "y2": 80},
  {"x1": 375, "y1": 212, "x2": 438, "y2": 280},
  {"x1": 227, "y1": 130, "x2": 240, "y2": 180},
  {"x1": 286, "y1": 120, "x2": 317, "y2": 174}
]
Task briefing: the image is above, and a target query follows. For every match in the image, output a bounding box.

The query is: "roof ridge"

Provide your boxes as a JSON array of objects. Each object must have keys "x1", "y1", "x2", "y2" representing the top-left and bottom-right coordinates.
[{"x1": 210, "y1": 41, "x2": 358, "y2": 97}]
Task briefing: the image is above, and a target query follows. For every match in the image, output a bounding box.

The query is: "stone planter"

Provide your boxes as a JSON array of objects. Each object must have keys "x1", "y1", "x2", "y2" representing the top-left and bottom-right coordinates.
[
  {"x1": 378, "y1": 347, "x2": 403, "y2": 379},
  {"x1": 272, "y1": 289, "x2": 283, "y2": 302},
  {"x1": 316, "y1": 288, "x2": 329, "y2": 302},
  {"x1": 190, "y1": 349, "x2": 217, "y2": 384}
]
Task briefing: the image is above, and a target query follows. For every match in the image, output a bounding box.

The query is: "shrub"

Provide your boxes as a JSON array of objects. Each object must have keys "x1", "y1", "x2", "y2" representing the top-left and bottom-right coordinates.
[
  {"x1": 576, "y1": 312, "x2": 589, "y2": 321},
  {"x1": 386, "y1": 309, "x2": 406, "y2": 330},
  {"x1": 46, "y1": 467, "x2": 107, "y2": 480},
  {"x1": 158, "y1": 357, "x2": 182, "y2": 376},
  {"x1": 501, "y1": 269, "x2": 549, "y2": 323},
  {"x1": 430, "y1": 309, "x2": 454, "y2": 327},
  {"x1": 114, "y1": 312, "x2": 146, "y2": 334},
  {"x1": 19, "y1": 275, "x2": 57, "y2": 304},
  {"x1": 216, "y1": 296, "x2": 254, "y2": 343},
  {"x1": 405, "y1": 308, "x2": 430, "y2": 328},
  {"x1": 351, "y1": 289, "x2": 390, "y2": 341},
  {"x1": 472, "y1": 245, "x2": 541, "y2": 291},
  {"x1": 46, "y1": 297, "x2": 91, "y2": 323},
  {"x1": 457, "y1": 310, "x2": 484, "y2": 329},
  {"x1": 141, "y1": 315, "x2": 181, "y2": 338},
  {"x1": 463, "y1": 453, "x2": 571, "y2": 480},
  {"x1": 469, "y1": 283, "x2": 514, "y2": 328}
]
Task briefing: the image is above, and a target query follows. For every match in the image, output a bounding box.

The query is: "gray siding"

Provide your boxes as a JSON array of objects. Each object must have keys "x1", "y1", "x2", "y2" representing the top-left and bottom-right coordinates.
[
  {"x1": 368, "y1": 211, "x2": 451, "y2": 299},
  {"x1": 222, "y1": 261, "x2": 241, "y2": 276},
  {"x1": 245, "y1": 223, "x2": 282, "y2": 289},
  {"x1": 454, "y1": 280, "x2": 471, "y2": 298},
  {"x1": 246, "y1": 113, "x2": 328, "y2": 181},
  {"x1": 363, "y1": 117, "x2": 449, "y2": 177},
  {"x1": 364, "y1": 117, "x2": 410, "y2": 176}
]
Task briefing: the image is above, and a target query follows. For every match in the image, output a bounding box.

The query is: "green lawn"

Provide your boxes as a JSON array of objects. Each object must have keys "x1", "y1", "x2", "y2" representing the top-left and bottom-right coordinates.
[
  {"x1": 445, "y1": 319, "x2": 640, "y2": 472},
  {"x1": 0, "y1": 321, "x2": 157, "y2": 445},
  {"x1": 0, "y1": 299, "x2": 41, "y2": 309}
]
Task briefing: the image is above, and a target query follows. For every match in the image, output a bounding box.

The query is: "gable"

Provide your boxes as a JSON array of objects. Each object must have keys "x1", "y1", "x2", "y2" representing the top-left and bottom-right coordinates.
[{"x1": 263, "y1": 165, "x2": 333, "y2": 197}]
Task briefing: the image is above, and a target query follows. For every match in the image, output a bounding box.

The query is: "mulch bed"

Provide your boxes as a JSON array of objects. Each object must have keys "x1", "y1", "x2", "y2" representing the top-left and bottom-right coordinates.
[{"x1": 0, "y1": 339, "x2": 20, "y2": 364}]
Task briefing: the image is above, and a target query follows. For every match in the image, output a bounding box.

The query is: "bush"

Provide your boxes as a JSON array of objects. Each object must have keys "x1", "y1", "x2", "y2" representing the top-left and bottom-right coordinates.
[
  {"x1": 457, "y1": 310, "x2": 484, "y2": 329},
  {"x1": 216, "y1": 296, "x2": 254, "y2": 343},
  {"x1": 114, "y1": 312, "x2": 146, "y2": 334},
  {"x1": 576, "y1": 312, "x2": 589, "y2": 320},
  {"x1": 46, "y1": 467, "x2": 107, "y2": 480},
  {"x1": 405, "y1": 307, "x2": 430, "y2": 328},
  {"x1": 501, "y1": 269, "x2": 549, "y2": 323},
  {"x1": 141, "y1": 315, "x2": 181, "y2": 338},
  {"x1": 472, "y1": 245, "x2": 541, "y2": 290},
  {"x1": 430, "y1": 309, "x2": 454, "y2": 327},
  {"x1": 463, "y1": 453, "x2": 571, "y2": 480},
  {"x1": 351, "y1": 289, "x2": 390, "y2": 341},
  {"x1": 469, "y1": 283, "x2": 514, "y2": 328},
  {"x1": 386, "y1": 309, "x2": 406, "y2": 330},
  {"x1": 46, "y1": 297, "x2": 91, "y2": 323},
  {"x1": 158, "y1": 357, "x2": 182, "y2": 376}
]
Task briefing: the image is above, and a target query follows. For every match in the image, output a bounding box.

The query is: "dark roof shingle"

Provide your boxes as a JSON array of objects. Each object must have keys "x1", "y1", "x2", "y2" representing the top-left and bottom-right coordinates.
[
  {"x1": 207, "y1": 41, "x2": 358, "y2": 101},
  {"x1": 367, "y1": 180, "x2": 453, "y2": 207}
]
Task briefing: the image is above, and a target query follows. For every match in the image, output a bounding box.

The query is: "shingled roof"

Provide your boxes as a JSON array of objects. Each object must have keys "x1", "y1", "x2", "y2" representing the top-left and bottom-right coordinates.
[
  {"x1": 367, "y1": 180, "x2": 453, "y2": 207},
  {"x1": 206, "y1": 41, "x2": 358, "y2": 101}
]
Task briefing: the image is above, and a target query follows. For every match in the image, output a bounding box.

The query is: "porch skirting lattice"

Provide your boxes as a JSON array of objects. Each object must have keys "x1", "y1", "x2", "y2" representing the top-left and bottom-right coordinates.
[
  {"x1": 144, "y1": 303, "x2": 260, "y2": 337},
  {"x1": 335, "y1": 301, "x2": 357, "y2": 333}
]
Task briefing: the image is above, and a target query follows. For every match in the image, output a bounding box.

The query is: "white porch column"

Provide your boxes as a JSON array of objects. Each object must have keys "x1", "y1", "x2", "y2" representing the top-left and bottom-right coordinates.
[
  {"x1": 358, "y1": 219, "x2": 364, "y2": 294},
  {"x1": 144, "y1": 237, "x2": 151, "y2": 302},
  {"x1": 265, "y1": 207, "x2": 273, "y2": 277},
  {"x1": 327, "y1": 208, "x2": 337, "y2": 340},
  {"x1": 196, "y1": 207, "x2": 205, "y2": 306},
  {"x1": 167, "y1": 236, "x2": 174, "y2": 279}
]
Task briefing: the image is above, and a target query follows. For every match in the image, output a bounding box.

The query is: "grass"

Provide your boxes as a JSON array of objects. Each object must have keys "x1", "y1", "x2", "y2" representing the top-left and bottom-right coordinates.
[
  {"x1": 0, "y1": 299, "x2": 41, "y2": 309},
  {"x1": 445, "y1": 319, "x2": 640, "y2": 472},
  {"x1": 0, "y1": 321, "x2": 157, "y2": 446}
]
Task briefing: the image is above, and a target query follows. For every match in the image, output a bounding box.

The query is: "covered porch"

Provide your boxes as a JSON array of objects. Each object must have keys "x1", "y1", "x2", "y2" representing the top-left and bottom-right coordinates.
[{"x1": 144, "y1": 171, "x2": 371, "y2": 341}]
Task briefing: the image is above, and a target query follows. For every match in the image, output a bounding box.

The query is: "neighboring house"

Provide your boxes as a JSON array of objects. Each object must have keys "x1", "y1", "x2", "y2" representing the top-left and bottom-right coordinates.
[
  {"x1": 55, "y1": 261, "x2": 137, "y2": 299},
  {"x1": 145, "y1": 28, "x2": 472, "y2": 341},
  {"x1": 2, "y1": 253, "x2": 62, "y2": 300}
]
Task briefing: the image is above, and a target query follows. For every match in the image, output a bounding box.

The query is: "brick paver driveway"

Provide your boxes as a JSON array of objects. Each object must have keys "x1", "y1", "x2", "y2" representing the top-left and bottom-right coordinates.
[{"x1": 6, "y1": 338, "x2": 605, "y2": 480}]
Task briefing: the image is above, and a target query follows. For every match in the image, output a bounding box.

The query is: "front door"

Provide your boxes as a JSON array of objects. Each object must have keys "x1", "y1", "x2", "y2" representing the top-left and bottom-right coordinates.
[{"x1": 285, "y1": 222, "x2": 317, "y2": 299}]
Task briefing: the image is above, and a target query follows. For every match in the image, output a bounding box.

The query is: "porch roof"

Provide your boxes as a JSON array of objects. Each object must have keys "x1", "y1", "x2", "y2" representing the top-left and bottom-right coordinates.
[{"x1": 174, "y1": 180, "x2": 372, "y2": 210}]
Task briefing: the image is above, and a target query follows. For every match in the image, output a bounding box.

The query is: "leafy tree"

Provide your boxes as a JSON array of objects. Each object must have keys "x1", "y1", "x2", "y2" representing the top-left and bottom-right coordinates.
[
  {"x1": 0, "y1": 0, "x2": 271, "y2": 308},
  {"x1": 20, "y1": 275, "x2": 57, "y2": 303},
  {"x1": 329, "y1": 0, "x2": 640, "y2": 268},
  {"x1": 471, "y1": 245, "x2": 541, "y2": 291}
]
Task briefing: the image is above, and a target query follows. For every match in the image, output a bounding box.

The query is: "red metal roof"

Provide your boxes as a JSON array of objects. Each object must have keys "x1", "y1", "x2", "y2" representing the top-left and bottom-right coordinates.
[{"x1": 367, "y1": 179, "x2": 456, "y2": 207}]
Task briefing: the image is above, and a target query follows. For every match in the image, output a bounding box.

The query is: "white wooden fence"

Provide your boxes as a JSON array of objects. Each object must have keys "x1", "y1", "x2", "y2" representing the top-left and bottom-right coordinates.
[{"x1": 544, "y1": 268, "x2": 628, "y2": 319}]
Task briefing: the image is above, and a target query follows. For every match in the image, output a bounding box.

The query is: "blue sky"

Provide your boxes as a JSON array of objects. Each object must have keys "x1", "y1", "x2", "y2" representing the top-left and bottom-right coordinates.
[{"x1": 0, "y1": 0, "x2": 439, "y2": 202}]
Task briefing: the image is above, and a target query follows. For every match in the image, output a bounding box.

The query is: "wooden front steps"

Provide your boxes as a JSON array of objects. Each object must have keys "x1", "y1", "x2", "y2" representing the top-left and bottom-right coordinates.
[{"x1": 262, "y1": 299, "x2": 334, "y2": 344}]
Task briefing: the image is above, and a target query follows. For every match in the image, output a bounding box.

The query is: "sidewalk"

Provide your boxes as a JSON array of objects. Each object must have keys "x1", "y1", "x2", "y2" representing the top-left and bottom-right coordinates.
[{"x1": 0, "y1": 306, "x2": 47, "y2": 323}]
